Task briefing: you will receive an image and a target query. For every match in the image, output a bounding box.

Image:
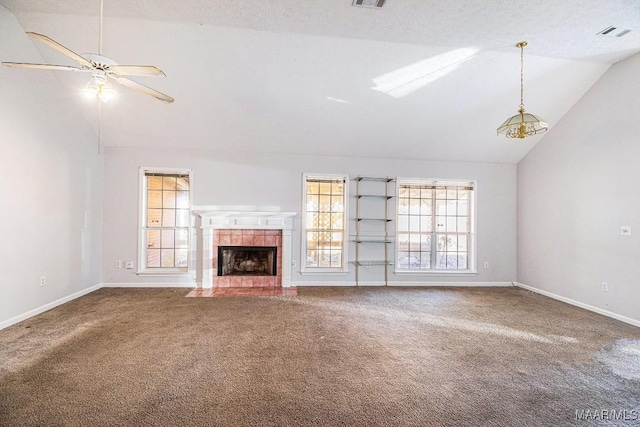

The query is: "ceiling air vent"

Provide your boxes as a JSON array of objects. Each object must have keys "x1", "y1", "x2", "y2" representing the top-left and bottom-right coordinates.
[
  {"x1": 597, "y1": 25, "x2": 631, "y2": 37},
  {"x1": 353, "y1": 0, "x2": 386, "y2": 8}
]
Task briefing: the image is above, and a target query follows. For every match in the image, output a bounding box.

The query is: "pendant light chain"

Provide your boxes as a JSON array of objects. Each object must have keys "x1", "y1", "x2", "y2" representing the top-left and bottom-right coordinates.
[{"x1": 519, "y1": 43, "x2": 524, "y2": 112}]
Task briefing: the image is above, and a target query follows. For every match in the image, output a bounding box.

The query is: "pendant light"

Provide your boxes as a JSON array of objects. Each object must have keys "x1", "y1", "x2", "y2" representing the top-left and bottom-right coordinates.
[{"x1": 497, "y1": 41, "x2": 548, "y2": 139}]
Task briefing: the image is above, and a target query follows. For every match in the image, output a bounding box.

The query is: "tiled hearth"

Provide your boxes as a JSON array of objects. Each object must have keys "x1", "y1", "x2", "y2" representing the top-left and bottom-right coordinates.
[
  {"x1": 186, "y1": 287, "x2": 298, "y2": 298},
  {"x1": 213, "y1": 229, "x2": 282, "y2": 288}
]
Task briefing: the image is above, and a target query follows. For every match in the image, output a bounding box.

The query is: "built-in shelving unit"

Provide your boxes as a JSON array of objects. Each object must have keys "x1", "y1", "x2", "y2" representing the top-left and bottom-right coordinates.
[{"x1": 352, "y1": 176, "x2": 395, "y2": 285}]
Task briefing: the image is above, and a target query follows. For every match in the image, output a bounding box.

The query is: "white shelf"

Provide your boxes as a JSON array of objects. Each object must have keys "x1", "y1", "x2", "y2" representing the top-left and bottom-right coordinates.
[
  {"x1": 351, "y1": 261, "x2": 394, "y2": 266},
  {"x1": 353, "y1": 239, "x2": 393, "y2": 244}
]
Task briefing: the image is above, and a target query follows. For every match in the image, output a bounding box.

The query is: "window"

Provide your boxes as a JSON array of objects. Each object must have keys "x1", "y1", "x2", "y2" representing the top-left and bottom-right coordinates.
[
  {"x1": 302, "y1": 174, "x2": 348, "y2": 272},
  {"x1": 396, "y1": 180, "x2": 474, "y2": 272},
  {"x1": 139, "y1": 169, "x2": 191, "y2": 273}
]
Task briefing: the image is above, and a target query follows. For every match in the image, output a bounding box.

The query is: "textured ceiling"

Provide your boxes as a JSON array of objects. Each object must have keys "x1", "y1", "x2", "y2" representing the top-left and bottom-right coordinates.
[{"x1": 1, "y1": 0, "x2": 639, "y2": 163}]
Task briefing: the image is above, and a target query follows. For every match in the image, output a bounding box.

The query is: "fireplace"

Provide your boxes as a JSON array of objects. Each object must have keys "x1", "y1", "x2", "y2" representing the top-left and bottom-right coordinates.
[
  {"x1": 218, "y1": 246, "x2": 277, "y2": 276},
  {"x1": 193, "y1": 209, "x2": 297, "y2": 288}
]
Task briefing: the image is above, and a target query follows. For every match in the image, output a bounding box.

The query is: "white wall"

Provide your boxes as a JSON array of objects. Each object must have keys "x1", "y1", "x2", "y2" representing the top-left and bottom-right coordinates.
[
  {"x1": 103, "y1": 146, "x2": 516, "y2": 286},
  {"x1": 518, "y1": 53, "x2": 640, "y2": 324},
  {"x1": 0, "y1": 6, "x2": 103, "y2": 328}
]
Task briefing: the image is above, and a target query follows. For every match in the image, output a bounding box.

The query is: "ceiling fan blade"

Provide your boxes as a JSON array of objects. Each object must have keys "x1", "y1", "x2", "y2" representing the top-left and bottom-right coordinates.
[
  {"x1": 2, "y1": 62, "x2": 86, "y2": 72},
  {"x1": 108, "y1": 65, "x2": 166, "y2": 77},
  {"x1": 111, "y1": 76, "x2": 174, "y2": 103},
  {"x1": 26, "y1": 32, "x2": 93, "y2": 68}
]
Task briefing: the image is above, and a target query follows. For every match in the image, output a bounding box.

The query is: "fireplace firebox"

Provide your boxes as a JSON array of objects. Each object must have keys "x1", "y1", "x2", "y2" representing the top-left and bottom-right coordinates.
[{"x1": 217, "y1": 246, "x2": 277, "y2": 276}]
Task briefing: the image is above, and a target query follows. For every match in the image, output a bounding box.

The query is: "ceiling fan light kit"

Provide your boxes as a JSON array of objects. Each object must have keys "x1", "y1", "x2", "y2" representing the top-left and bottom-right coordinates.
[
  {"x1": 497, "y1": 41, "x2": 548, "y2": 139},
  {"x1": 83, "y1": 74, "x2": 115, "y2": 102}
]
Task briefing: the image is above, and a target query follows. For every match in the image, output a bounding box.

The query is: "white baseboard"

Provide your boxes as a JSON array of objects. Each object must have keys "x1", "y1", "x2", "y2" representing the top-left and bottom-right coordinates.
[
  {"x1": 101, "y1": 282, "x2": 195, "y2": 288},
  {"x1": 388, "y1": 281, "x2": 513, "y2": 287},
  {"x1": 294, "y1": 281, "x2": 404, "y2": 287},
  {"x1": 294, "y1": 281, "x2": 354, "y2": 287},
  {"x1": 357, "y1": 282, "x2": 387, "y2": 287},
  {"x1": 514, "y1": 282, "x2": 640, "y2": 328},
  {"x1": 0, "y1": 284, "x2": 102, "y2": 331},
  {"x1": 293, "y1": 281, "x2": 514, "y2": 287}
]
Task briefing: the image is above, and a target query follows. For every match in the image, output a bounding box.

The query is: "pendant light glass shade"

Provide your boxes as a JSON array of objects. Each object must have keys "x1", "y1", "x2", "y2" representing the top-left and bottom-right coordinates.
[
  {"x1": 497, "y1": 41, "x2": 548, "y2": 139},
  {"x1": 497, "y1": 109, "x2": 548, "y2": 139}
]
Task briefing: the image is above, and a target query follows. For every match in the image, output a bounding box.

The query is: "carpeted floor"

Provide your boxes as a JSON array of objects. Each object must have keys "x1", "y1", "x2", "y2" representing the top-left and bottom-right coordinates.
[{"x1": 1, "y1": 286, "x2": 639, "y2": 426}]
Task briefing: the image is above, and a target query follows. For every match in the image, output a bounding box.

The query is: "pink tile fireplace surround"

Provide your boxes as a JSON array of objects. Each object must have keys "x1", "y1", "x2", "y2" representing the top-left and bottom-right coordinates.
[{"x1": 213, "y1": 229, "x2": 283, "y2": 288}]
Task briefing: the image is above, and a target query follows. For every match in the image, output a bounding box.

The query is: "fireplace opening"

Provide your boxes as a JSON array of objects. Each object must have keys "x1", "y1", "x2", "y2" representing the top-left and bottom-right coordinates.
[{"x1": 218, "y1": 246, "x2": 277, "y2": 276}]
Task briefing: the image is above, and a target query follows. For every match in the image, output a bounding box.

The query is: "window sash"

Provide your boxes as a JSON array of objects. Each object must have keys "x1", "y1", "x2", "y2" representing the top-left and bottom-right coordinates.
[
  {"x1": 397, "y1": 182, "x2": 473, "y2": 271},
  {"x1": 140, "y1": 170, "x2": 191, "y2": 272},
  {"x1": 303, "y1": 175, "x2": 347, "y2": 270}
]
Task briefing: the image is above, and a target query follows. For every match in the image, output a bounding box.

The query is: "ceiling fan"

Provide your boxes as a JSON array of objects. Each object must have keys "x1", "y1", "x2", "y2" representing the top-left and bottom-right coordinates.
[{"x1": 2, "y1": 0, "x2": 174, "y2": 103}]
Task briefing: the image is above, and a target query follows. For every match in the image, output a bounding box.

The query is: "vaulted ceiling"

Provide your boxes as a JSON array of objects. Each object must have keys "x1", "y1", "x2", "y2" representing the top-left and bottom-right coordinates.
[{"x1": 1, "y1": 0, "x2": 639, "y2": 163}]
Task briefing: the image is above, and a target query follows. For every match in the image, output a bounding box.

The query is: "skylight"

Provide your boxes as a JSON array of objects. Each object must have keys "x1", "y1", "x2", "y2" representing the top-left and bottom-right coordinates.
[{"x1": 372, "y1": 48, "x2": 479, "y2": 98}]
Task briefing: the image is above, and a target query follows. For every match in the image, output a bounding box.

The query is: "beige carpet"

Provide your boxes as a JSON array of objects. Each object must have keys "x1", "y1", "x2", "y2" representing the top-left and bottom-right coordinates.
[{"x1": 1, "y1": 286, "x2": 639, "y2": 426}]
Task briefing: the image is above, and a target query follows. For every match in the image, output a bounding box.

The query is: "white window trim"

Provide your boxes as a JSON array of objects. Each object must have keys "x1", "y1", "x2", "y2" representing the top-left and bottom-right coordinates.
[
  {"x1": 300, "y1": 173, "x2": 350, "y2": 274},
  {"x1": 137, "y1": 167, "x2": 193, "y2": 275},
  {"x1": 394, "y1": 177, "x2": 477, "y2": 275}
]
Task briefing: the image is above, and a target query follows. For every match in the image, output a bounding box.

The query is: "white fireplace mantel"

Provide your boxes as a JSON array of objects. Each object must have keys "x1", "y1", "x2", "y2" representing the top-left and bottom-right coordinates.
[{"x1": 193, "y1": 208, "x2": 297, "y2": 289}]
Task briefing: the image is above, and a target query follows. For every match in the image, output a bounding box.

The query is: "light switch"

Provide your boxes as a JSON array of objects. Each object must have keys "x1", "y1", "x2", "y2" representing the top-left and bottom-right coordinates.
[{"x1": 621, "y1": 226, "x2": 632, "y2": 236}]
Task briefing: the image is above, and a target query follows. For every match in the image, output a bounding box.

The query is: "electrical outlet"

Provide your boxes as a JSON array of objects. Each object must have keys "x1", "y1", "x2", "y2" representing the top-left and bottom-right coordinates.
[
  {"x1": 621, "y1": 226, "x2": 632, "y2": 236},
  {"x1": 125, "y1": 261, "x2": 134, "y2": 269},
  {"x1": 40, "y1": 276, "x2": 46, "y2": 287},
  {"x1": 115, "y1": 260, "x2": 122, "y2": 268},
  {"x1": 601, "y1": 282, "x2": 608, "y2": 292},
  {"x1": 484, "y1": 262, "x2": 489, "y2": 269}
]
